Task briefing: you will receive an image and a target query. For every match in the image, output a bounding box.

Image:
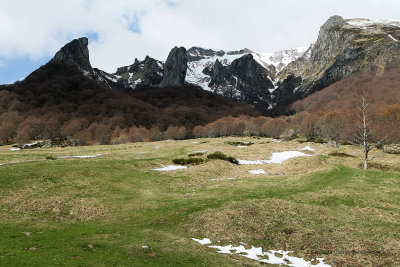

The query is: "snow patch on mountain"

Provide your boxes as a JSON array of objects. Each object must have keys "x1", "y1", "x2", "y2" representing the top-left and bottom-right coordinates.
[
  {"x1": 347, "y1": 18, "x2": 400, "y2": 28},
  {"x1": 186, "y1": 46, "x2": 308, "y2": 92}
]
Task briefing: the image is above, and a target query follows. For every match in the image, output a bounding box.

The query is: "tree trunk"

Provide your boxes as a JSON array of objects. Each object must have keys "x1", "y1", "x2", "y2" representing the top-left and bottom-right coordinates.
[{"x1": 364, "y1": 151, "x2": 368, "y2": 170}]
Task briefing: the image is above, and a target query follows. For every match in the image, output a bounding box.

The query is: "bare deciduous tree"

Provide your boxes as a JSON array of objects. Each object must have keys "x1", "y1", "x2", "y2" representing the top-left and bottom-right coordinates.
[{"x1": 353, "y1": 91, "x2": 386, "y2": 170}]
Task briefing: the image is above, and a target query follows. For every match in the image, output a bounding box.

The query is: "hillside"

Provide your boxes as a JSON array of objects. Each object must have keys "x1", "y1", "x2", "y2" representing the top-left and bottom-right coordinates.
[{"x1": 0, "y1": 137, "x2": 399, "y2": 266}]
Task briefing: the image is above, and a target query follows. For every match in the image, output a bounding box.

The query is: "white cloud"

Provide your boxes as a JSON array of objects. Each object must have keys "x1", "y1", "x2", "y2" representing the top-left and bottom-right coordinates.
[
  {"x1": 0, "y1": 60, "x2": 7, "y2": 67},
  {"x1": 0, "y1": 0, "x2": 399, "y2": 73}
]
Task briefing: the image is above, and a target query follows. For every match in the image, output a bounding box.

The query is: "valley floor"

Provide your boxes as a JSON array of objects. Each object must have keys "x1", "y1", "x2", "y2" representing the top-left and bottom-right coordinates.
[{"x1": 0, "y1": 137, "x2": 399, "y2": 266}]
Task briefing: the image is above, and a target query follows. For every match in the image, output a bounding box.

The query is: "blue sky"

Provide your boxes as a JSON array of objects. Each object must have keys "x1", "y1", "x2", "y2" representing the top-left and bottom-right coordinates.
[{"x1": 1, "y1": 0, "x2": 399, "y2": 85}]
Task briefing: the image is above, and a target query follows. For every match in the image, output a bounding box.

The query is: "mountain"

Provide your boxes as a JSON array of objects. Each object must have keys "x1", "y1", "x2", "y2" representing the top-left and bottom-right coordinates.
[
  {"x1": 0, "y1": 37, "x2": 258, "y2": 144},
  {"x1": 2, "y1": 15, "x2": 399, "y2": 129},
  {"x1": 185, "y1": 46, "x2": 307, "y2": 112},
  {"x1": 273, "y1": 16, "x2": 400, "y2": 112}
]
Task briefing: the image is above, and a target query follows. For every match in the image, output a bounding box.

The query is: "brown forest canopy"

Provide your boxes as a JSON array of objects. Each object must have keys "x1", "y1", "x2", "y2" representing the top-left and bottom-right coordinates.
[{"x1": 0, "y1": 63, "x2": 258, "y2": 144}]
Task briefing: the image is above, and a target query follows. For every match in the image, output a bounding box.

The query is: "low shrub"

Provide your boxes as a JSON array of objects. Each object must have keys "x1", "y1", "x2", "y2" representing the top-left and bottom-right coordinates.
[
  {"x1": 225, "y1": 141, "x2": 253, "y2": 146},
  {"x1": 207, "y1": 151, "x2": 239, "y2": 164},
  {"x1": 329, "y1": 152, "x2": 356, "y2": 158},
  {"x1": 45, "y1": 155, "x2": 57, "y2": 160},
  {"x1": 188, "y1": 152, "x2": 206, "y2": 157},
  {"x1": 172, "y1": 157, "x2": 204, "y2": 165},
  {"x1": 341, "y1": 141, "x2": 352, "y2": 146}
]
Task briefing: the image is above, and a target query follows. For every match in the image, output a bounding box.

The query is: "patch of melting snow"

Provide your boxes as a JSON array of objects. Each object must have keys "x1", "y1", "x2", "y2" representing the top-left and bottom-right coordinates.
[
  {"x1": 271, "y1": 139, "x2": 282, "y2": 143},
  {"x1": 10, "y1": 148, "x2": 21, "y2": 151},
  {"x1": 193, "y1": 239, "x2": 331, "y2": 266},
  {"x1": 227, "y1": 177, "x2": 237, "y2": 180},
  {"x1": 154, "y1": 146, "x2": 160, "y2": 149},
  {"x1": 191, "y1": 238, "x2": 212, "y2": 245},
  {"x1": 239, "y1": 151, "x2": 311, "y2": 165},
  {"x1": 237, "y1": 145, "x2": 247, "y2": 148},
  {"x1": 191, "y1": 141, "x2": 199, "y2": 144},
  {"x1": 153, "y1": 165, "x2": 187, "y2": 171},
  {"x1": 56, "y1": 154, "x2": 102, "y2": 159},
  {"x1": 299, "y1": 146, "x2": 315, "y2": 151},
  {"x1": 388, "y1": 34, "x2": 398, "y2": 42},
  {"x1": 248, "y1": 169, "x2": 266, "y2": 175},
  {"x1": 191, "y1": 150, "x2": 208, "y2": 153}
]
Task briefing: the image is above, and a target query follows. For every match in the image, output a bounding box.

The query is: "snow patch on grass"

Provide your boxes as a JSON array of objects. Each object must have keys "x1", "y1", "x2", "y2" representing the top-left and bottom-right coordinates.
[
  {"x1": 193, "y1": 239, "x2": 331, "y2": 266},
  {"x1": 153, "y1": 165, "x2": 187, "y2": 171},
  {"x1": 191, "y1": 238, "x2": 212, "y2": 245},
  {"x1": 239, "y1": 151, "x2": 311, "y2": 165},
  {"x1": 299, "y1": 146, "x2": 315, "y2": 151},
  {"x1": 56, "y1": 154, "x2": 102, "y2": 159},
  {"x1": 248, "y1": 169, "x2": 266, "y2": 175}
]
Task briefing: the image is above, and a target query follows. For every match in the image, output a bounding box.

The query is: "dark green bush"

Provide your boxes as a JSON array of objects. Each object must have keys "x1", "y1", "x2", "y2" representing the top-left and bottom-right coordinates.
[
  {"x1": 46, "y1": 155, "x2": 57, "y2": 160},
  {"x1": 172, "y1": 157, "x2": 204, "y2": 165},
  {"x1": 188, "y1": 152, "x2": 206, "y2": 157},
  {"x1": 207, "y1": 151, "x2": 239, "y2": 164}
]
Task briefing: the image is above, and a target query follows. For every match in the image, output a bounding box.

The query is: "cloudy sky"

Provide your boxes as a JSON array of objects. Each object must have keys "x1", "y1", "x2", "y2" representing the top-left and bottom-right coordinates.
[{"x1": 0, "y1": 0, "x2": 399, "y2": 84}]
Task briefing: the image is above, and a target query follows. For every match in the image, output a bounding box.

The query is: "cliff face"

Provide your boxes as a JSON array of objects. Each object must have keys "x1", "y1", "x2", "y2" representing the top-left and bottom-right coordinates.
[
  {"x1": 160, "y1": 46, "x2": 188, "y2": 87},
  {"x1": 277, "y1": 16, "x2": 400, "y2": 100},
  {"x1": 50, "y1": 37, "x2": 93, "y2": 73}
]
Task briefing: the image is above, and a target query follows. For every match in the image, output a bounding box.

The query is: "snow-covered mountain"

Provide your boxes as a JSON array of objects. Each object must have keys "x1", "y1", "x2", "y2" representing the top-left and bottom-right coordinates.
[
  {"x1": 185, "y1": 46, "x2": 308, "y2": 91},
  {"x1": 84, "y1": 16, "x2": 400, "y2": 115}
]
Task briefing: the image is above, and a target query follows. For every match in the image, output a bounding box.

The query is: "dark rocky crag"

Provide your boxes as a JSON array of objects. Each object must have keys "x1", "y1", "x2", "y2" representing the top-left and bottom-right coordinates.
[
  {"x1": 160, "y1": 46, "x2": 188, "y2": 87},
  {"x1": 202, "y1": 54, "x2": 275, "y2": 112},
  {"x1": 50, "y1": 37, "x2": 93, "y2": 73},
  {"x1": 113, "y1": 56, "x2": 164, "y2": 88}
]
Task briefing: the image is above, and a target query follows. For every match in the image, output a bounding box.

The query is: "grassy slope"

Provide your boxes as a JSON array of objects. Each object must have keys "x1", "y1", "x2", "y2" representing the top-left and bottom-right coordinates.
[{"x1": 0, "y1": 137, "x2": 399, "y2": 266}]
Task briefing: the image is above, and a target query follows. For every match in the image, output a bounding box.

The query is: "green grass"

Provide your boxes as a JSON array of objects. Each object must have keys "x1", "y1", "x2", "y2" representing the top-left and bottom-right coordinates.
[{"x1": 0, "y1": 138, "x2": 399, "y2": 266}]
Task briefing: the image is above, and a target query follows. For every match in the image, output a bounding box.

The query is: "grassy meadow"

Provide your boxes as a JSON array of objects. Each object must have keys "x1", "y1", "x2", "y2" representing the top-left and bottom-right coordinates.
[{"x1": 0, "y1": 137, "x2": 399, "y2": 266}]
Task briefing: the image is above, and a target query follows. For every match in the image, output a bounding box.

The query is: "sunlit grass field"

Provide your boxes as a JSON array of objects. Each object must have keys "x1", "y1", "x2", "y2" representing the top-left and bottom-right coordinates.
[{"x1": 0, "y1": 137, "x2": 399, "y2": 266}]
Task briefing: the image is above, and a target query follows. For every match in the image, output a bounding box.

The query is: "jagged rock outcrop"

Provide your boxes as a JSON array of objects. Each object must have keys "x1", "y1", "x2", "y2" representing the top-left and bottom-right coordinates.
[
  {"x1": 160, "y1": 47, "x2": 188, "y2": 87},
  {"x1": 112, "y1": 56, "x2": 163, "y2": 88},
  {"x1": 50, "y1": 37, "x2": 93, "y2": 73},
  {"x1": 276, "y1": 15, "x2": 400, "y2": 102},
  {"x1": 228, "y1": 54, "x2": 274, "y2": 110},
  {"x1": 200, "y1": 54, "x2": 274, "y2": 111},
  {"x1": 203, "y1": 59, "x2": 236, "y2": 87},
  {"x1": 187, "y1": 47, "x2": 225, "y2": 62}
]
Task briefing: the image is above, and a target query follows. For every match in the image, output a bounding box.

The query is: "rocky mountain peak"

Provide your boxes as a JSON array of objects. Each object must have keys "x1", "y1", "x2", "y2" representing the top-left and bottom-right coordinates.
[
  {"x1": 320, "y1": 15, "x2": 346, "y2": 31},
  {"x1": 50, "y1": 37, "x2": 92, "y2": 72},
  {"x1": 160, "y1": 46, "x2": 187, "y2": 87}
]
